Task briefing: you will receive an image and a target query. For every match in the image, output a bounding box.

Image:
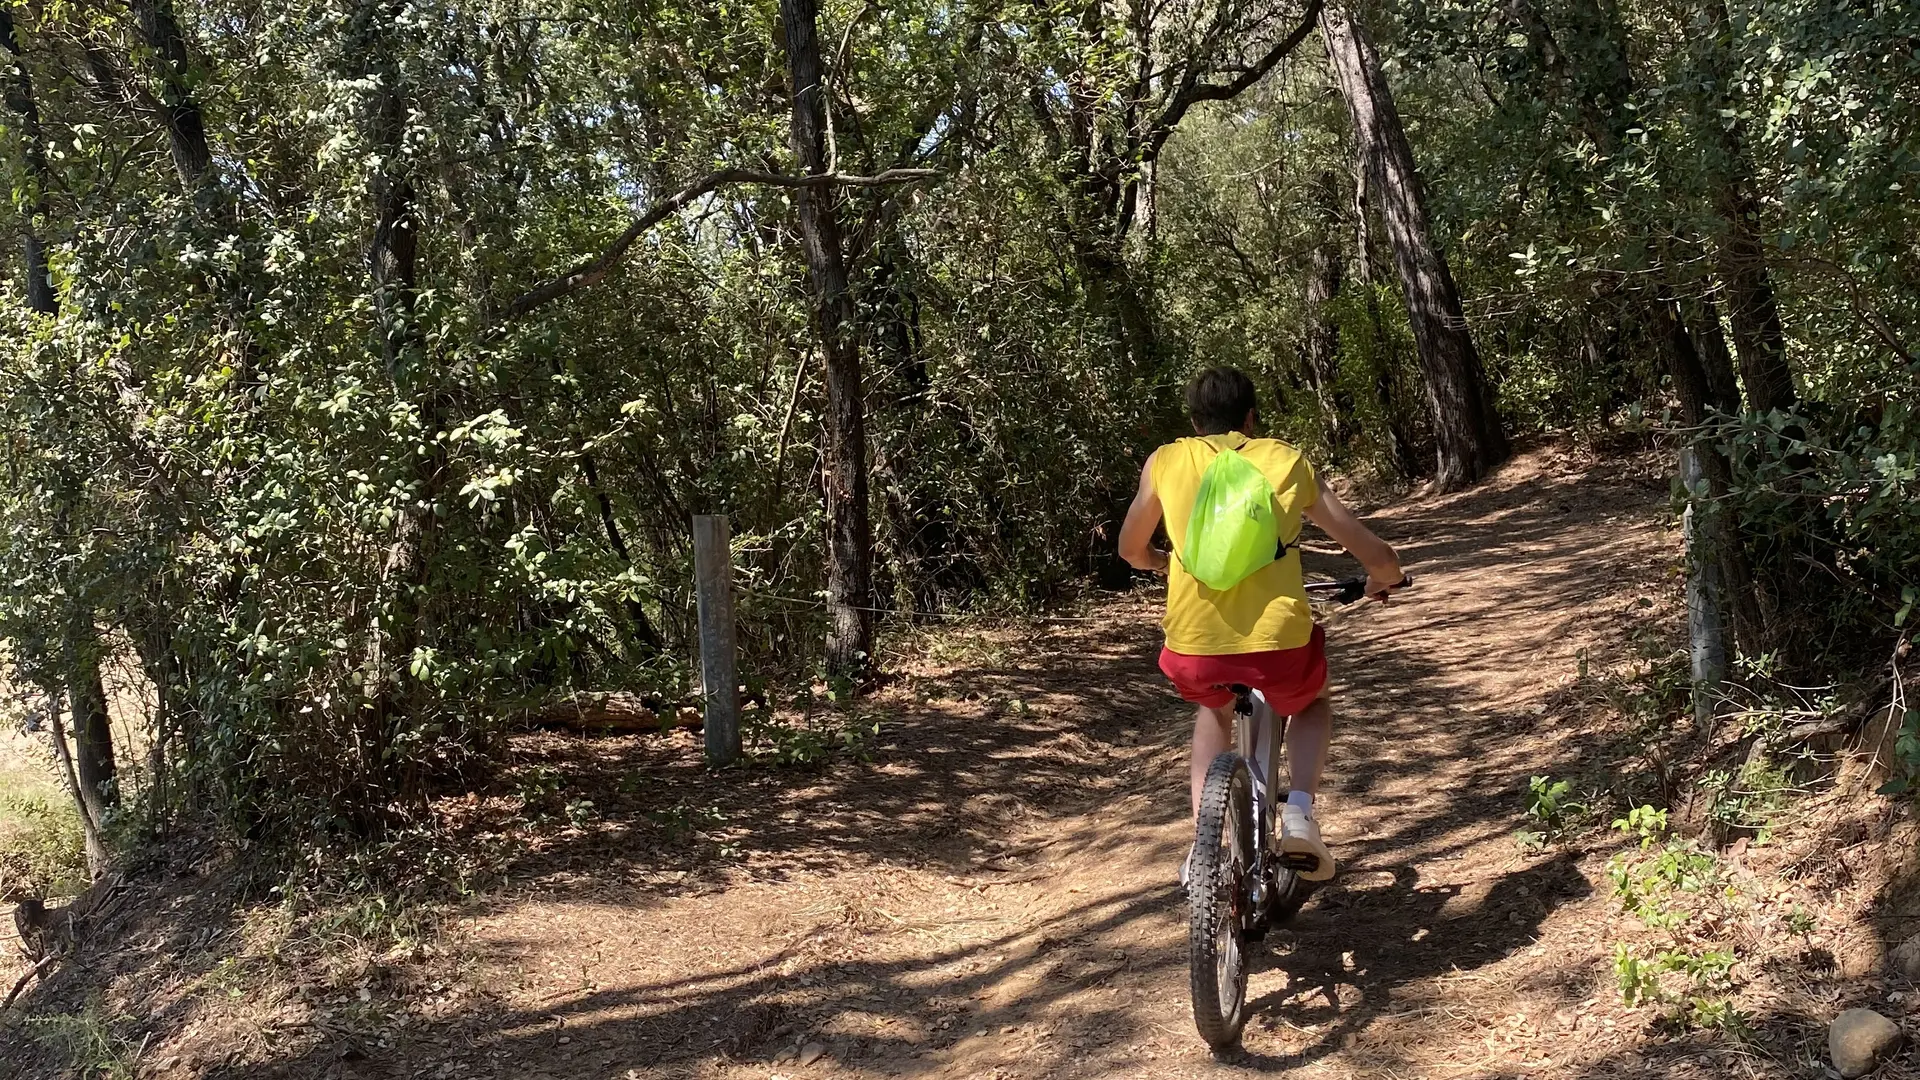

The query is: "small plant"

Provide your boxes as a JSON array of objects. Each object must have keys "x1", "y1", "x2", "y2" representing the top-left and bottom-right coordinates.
[
  {"x1": 746, "y1": 709, "x2": 880, "y2": 768},
  {"x1": 564, "y1": 798, "x2": 596, "y2": 828},
  {"x1": 650, "y1": 802, "x2": 726, "y2": 844},
  {"x1": 1613, "y1": 805, "x2": 1669, "y2": 849},
  {"x1": 1877, "y1": 709, "x2": 1920, "y2": 796},
  {"x1": 822, "y1": 672, "x2": 857, "y2": 704},
  {"x1": 1517, "y1": 774, "x2": 1584, "y2": 850},
  {"x1": 513, "y1": 764, "x2": 563, "y2": 806},
  {"x1": 1608, "y1": 806, "x2": 1717, "y2": 926},
  {"x1": 22, "y1": 997, "x2": 140, "y2": 1079},
  {"x1": 1786, "y1": 904, "x2": 1816, "y2": 938},
  {"x1": 1685, "y1": 996, "x2": 1752, "y2": 1039},
  {"x1": 1614, "y1": 942, "x2": 1661, "y2": 1006},
  {"x1": 1613, "y1": 944, "x2": 1745, "y2": 1036},
  {"x1": 1700, "y1": 759, "x2": 1793, "y2": 842}
]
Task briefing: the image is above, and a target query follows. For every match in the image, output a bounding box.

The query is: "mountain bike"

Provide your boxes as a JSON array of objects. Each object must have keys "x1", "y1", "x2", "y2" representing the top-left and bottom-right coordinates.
[{"x1": 1187, "y1": 574, "x2": 1410, "y2": 1051}]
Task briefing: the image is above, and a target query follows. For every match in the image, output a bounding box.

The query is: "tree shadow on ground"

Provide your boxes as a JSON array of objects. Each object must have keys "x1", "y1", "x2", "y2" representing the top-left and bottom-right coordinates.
[
  {"x1": 8, "y1": 447, "x2": 1693, "y2": 1080},
  {"x1": 215, "y1": 853, "x2": 1592, "y2": 1080},
  {"x1": 485, "y1": 595, "x2": 1193, "y2": 900},
  {"x1": 1227, "y1": 855, "x2": 1593, "y2": 1074},
  {"x1": 0, "y1": 839, "x2": 256, "y2": 1080},
  {"x1": 206, "y1": 451, "x2": 1671, "y2": 1079}
]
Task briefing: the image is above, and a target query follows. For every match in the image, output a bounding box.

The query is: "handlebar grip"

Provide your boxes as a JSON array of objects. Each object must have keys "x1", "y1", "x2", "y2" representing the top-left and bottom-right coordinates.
[
  {"x1": 1345, "y1": 574, "x2": 1413, "y2": 605},
  {"x1": 1307, "y1": 574, "x2": 1414, "y2": 605}
]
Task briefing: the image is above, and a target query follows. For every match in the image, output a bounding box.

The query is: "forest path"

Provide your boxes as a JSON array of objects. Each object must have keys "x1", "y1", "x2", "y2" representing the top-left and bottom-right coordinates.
[{"x1": 265, "y1": 444, "x2": 1686, "y2": 1080}]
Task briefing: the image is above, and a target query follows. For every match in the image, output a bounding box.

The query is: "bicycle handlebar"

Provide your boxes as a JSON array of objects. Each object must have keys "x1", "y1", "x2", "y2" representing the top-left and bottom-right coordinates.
[{"x1": 1304, "y1": 574, "x2": 1414, "y2": 605}]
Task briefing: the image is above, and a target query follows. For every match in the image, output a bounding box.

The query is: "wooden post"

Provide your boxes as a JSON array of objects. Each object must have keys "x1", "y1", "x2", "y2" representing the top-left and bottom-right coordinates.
[
  {"x1": 1680, "y1": 447, "x2": 1727, "y2": 729},
  {"x1": 692, "y1": 514, "x2": 741, "y2": 765}
]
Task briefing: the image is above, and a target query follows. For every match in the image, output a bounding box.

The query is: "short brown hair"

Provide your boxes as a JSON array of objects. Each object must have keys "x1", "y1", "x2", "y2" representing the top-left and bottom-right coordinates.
[{"x1": 1185, "y1": 367, "x2": 1257, "y2": 435}]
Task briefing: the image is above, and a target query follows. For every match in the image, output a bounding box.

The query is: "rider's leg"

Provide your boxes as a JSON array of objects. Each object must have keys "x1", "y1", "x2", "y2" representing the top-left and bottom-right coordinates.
[
  {"x1": 1190, "y1": 702, "x2": 1236, "y2": 819},
  {"x1": 1282, "y1": 689, "x2": 1333, "y2": 797},
  {"x1": 1277, "y1": 688, "x2": 1336, "y2": 881}
]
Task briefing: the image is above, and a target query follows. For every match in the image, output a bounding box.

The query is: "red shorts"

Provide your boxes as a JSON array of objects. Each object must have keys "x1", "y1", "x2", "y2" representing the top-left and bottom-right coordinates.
[{"x1": 1158, "y1": 625, "x2": 1328, "y2": 714}]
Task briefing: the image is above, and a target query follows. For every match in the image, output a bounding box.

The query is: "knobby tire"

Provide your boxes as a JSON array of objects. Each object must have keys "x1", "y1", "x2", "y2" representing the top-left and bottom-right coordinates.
[{"x1": 1188, "y1": 751, "x2": 1254, "y2": 1051}]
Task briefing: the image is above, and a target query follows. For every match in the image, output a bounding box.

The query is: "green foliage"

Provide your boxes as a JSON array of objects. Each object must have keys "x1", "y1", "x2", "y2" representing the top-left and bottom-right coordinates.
[
  {"x1": 1608, "y1": 807, "x2": 1719, "y2": 928},
  {"x1": 1719, "y1": 400, "x2": 1920, "y2": 660},
  {"x1": 1614, "y1": 943, "x2": 1747, "y2": 1037},
  {"x1": 1517, "y1": 774, "x2": 1585, "y2": 850},
  {"x1": 1698, "y1": 759, "x2": 1794, "y2": 841},
  {"x1": 746, "y1": 707, "x2": 880, "y2": 769},
  {"x1": 1613, "y1": 805, "x2": 1671, "y2": 850},
  {"x1": 18, "y1": 997, "x2": 140, "y2": 1079},
  {"x1": 1786, "y1": 904, "x2": 1816, "y2": 938},
  {"x1": 0, "y1": 791, "x2": 87, "y2": 899},
  {"x1": 1877, "y1": 709, "x2": 1920, "y2": 797},
  {"x1": 0, "y1": 0, "x2": 1908, "y2": 872},
  {"x1": 648, "y1": 802, "x2": 728, "y2": 846}
]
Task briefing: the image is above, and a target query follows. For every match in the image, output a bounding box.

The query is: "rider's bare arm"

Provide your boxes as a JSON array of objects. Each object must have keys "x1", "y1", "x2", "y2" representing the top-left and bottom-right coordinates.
[
  {"x1": 1119, "y1": 453, "x2": 1170, "y2": 574},
  {"x1": 1302, "y1": 487, "x2": 1404, "y2": 598}
]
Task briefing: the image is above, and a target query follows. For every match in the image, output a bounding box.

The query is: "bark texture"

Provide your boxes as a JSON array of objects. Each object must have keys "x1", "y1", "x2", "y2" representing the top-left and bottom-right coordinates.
[
  {"x1": 0, "y1": 10, "x2": 55, "y2": 314},
  {"x1": 1700, "y1": 0, "x2": 1796, "y2": 415},
  {"x1": 783, "y1": 0, "x2": 874, "y2": 674},
  {"x1": 1302, "y1": 171, "x2": 1350, "y2": 451},
  {"x1": 1322, "y1": 3, "x2": 1508, "y2": 490},
  {"x1": 129, "y1": 0, "x2": 213, "y2": 190}
]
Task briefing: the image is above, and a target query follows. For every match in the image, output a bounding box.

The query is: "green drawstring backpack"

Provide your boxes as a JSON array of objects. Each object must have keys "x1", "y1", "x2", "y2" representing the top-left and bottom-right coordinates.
[{"x1": 1180, "y1": 444, "x2": 1279, "y2": 592}]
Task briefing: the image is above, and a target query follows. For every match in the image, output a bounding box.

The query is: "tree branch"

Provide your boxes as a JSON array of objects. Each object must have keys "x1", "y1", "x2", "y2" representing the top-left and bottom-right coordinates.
[
  {"x1": 3, "y1": 955, "x2": 56, "y2": 1009},
  {"x1": 1141, "y1": 0, "x2": 1324, "y2": 165},
  {"x1": 495, "y1": 167, "x2": 940, "y2": 326}
]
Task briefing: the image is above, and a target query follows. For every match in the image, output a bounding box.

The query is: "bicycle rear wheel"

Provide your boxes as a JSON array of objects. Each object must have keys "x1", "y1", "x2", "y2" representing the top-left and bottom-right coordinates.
[{"x1": 1188, "y1": 750, "x2": 1255, "y2": 1050}]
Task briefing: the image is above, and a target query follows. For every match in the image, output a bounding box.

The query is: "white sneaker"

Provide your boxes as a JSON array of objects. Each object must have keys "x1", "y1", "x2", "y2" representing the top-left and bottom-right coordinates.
[{"x1": 1279, "y1": 802, "x2": 1336, "y2": 882}]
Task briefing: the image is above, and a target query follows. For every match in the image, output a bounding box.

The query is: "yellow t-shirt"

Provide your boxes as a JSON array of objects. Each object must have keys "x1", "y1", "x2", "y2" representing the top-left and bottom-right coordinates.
[{"x1": 1151, "y1": 433, "x2": 1319, "y2": 655}]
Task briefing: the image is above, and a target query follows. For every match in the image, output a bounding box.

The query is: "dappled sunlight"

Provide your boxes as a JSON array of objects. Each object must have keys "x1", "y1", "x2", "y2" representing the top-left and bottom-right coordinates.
[
  {"x1": 12, "y1": 446, "x2": 1842, "y2": 1080},
  {"x1": 174, "y1": 445, "x2": 1696, "y2": 1080}
]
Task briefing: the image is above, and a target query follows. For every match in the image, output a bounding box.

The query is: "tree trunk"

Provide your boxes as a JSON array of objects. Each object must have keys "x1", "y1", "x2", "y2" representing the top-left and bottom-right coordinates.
[
  {"x1": 44, "y1": 694, "x2": 110, "y2": 875},
  {"x1": 1, "y1": 11, "x2": 55, "y2": 314},
  {"x1": 1352, "y1": 168, "x2": 1422, "y2": 476},
  {"x1": 1323, "y1": 3, "x2": 1508, "y2": 491},
  {"x1": 1302, "y1": 170, "x2": 1350, "y2": 452},
  {"x1": 127, "y1": 0, "x2": 213, "y2": 191},
  {"x1": 782, "y1": 0, "x2": 873, "y2": 675},
  {"x1": 5, "y1": 13, "x2": 120, "y2": 863},
  {"x1": 1651, "y1": 298, "x2": 1768, "y2": 656},
  {"x1": 354, "y1": 0, "x2": 440, "y2": 797},
  {"x1": 868, "y1": 255, "x2": 947, "y2": 608},
  {"x1": 1699, "y1": 0, "x2": 1796, "y2": 415},
  {"x1": 65, "y1": 622, "x2": 119, "y2": 822},
  {"x1": 578, "y1": 449, "x2": 664, "y2": 650},
  {"x1": 1690, "y1": 294, "x2": 1742, "y2": 414},
  {"x1": 1714, "y1": 183, "x2": 1796, "y2": 414}
]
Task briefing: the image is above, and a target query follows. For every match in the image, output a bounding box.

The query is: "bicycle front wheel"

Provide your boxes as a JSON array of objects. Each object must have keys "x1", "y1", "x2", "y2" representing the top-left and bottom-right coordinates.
[{"x1": 1188, "y1": 750, "x2": 1255, "y2": 1050}]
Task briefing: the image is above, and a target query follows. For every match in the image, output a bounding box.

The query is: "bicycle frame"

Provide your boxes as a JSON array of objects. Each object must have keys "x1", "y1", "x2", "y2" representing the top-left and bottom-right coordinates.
[
  {"x1": 1187, "y1": 574, "x2": 1409, "y2": 1050},
  {"x1": 1232, "y1": 688, "x2": 1287, "y2": 909}
]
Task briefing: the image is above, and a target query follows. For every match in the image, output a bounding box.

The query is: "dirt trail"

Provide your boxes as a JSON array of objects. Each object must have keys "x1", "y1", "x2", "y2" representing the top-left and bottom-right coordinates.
[
  {"x1": 21, "y1": 444, "x2": 1703, "y2": 1080},
  {"x1": 222, "y1": 443, "x2": 1663, "y2": 1080}
]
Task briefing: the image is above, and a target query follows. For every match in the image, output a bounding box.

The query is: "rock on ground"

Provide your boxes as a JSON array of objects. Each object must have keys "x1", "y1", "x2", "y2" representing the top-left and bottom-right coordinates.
[
  {"x1": 1888, "y1": 934, "x2": 1920, "y2": 980},
  {"x1": 1830, "y1": 1008, "x2": 1905, "y2": 1078}
]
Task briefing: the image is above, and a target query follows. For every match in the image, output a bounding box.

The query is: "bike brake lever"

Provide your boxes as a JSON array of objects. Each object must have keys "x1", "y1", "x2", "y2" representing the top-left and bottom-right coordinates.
[{"x1": 1343, "y1": 574, "x2": 1415, "y2": 605}]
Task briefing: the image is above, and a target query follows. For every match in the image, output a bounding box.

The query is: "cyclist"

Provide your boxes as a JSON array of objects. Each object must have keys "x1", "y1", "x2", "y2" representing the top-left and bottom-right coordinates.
[{"x1": 1118, "y1": 367, "x2": 1405, "y2": 884}]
